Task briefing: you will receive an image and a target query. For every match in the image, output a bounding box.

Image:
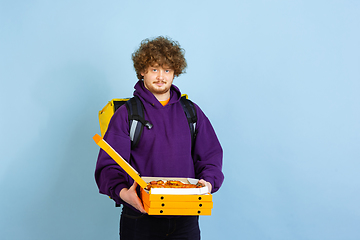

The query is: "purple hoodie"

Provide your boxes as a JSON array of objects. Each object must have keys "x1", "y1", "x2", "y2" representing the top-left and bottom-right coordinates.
[{"x1": 95, "y1": 81, "x2": 224, "y2": 206}]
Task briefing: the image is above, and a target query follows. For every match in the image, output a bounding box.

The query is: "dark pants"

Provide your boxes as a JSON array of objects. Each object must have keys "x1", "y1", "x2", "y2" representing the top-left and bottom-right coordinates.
[{"x1": 120, "y1": 206, "x2": 201, "y2": 240}]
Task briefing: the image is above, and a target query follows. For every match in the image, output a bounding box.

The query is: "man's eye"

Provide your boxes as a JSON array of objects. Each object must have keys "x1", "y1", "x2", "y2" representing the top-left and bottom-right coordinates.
[{"x1": 152, "y1": 69, "x2": 157, "y2": 72}]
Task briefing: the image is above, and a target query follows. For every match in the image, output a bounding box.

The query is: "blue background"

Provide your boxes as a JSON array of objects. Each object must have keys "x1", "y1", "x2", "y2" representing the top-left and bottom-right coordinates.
[{"x1": 1, "y1": 1, "x2": 359, "y2": 239}]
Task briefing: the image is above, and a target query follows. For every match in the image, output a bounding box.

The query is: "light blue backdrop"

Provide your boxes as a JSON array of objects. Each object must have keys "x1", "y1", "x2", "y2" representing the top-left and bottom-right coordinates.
[{"x1": 1, "y1": 1, "x2": 359, "y2": 239}]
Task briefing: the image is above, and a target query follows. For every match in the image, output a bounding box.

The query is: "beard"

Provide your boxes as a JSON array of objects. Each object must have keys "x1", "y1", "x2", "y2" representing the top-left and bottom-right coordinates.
[{"x1": 144, "y1": 80, "x2": 172, "y2": 97}]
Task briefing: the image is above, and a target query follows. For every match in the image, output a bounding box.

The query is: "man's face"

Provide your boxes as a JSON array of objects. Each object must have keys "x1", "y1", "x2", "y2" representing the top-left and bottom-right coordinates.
[{"x1": 141, "y1": 65, "x2": 174, "y2": 100}]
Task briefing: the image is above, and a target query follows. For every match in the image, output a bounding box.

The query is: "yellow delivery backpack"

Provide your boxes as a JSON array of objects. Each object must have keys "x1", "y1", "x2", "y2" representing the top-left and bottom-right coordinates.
[{"x1": 98, "y1": 98, "x2": 130, "y2": 137}]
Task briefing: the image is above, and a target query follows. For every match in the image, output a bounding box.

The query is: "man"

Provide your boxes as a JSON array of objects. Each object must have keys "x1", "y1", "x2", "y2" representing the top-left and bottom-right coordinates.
[{"x1": 95, "y1": 36, "x2": 224, "y2": 240}]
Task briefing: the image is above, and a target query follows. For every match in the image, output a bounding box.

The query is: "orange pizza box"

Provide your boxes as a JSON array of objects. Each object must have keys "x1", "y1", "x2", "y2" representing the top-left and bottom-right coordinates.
[
  {"x1": 143, "y1": 200, "x2": 213, "y2": 209},
  {"x1": 141, "y1": 187, "x2": 212, "y2": 205},
  {"x1": 143, "y1": 203, "x2": 212, "y2": 216},
  {"x1": 93, "y1": 134, "x2": 214, "y2": 215},
  {"x1": 140, "y1": 177, "x2": 213, "y2": 216}
]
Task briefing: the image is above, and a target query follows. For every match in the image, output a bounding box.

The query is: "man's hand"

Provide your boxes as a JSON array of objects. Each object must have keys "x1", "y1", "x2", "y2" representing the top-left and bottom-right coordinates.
[
  {"x1": 198, "y1": 179, "x2": 212, "y2": 193},
  {"x1": 119, "y1": 182, "x2": 147, "y2": 213}
]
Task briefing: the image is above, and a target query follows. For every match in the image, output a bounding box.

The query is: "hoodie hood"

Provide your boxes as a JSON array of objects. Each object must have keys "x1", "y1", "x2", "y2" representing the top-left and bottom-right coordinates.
[{"x1": 133, "y1": 80, "x2": 182, "y2": 108}]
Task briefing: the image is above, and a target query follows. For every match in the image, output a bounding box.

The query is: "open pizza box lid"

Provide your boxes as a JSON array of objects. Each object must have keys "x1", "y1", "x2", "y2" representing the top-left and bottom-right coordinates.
[{"x1": 93, "y1": 134, "x2": 209, "y2": 195}]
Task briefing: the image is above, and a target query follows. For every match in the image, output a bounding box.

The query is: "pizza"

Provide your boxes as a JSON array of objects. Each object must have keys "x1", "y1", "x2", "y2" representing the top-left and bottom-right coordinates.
[{"x1": 145, "y1": 180, "x2": 202, "y2": 190}]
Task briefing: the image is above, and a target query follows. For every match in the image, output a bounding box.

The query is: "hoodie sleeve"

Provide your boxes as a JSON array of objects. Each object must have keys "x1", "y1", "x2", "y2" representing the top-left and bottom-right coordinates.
[
  {"x1": 94, "y1": 105, "x2": 132, "y2": 205},
  {"x1": 192, "y1": 103, "x2": 224, "y2": 193}
]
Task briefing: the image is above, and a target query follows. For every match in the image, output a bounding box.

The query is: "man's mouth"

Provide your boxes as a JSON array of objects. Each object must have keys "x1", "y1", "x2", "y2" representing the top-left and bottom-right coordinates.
[{"x1": 154, "y1": 81, "x2": 166, "y2": 86}]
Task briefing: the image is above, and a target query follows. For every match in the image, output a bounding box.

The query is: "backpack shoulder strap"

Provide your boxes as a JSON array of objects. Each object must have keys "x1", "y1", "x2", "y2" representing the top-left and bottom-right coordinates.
[
  {"x1": 179, "y1": 96, "x2": 198, "y2": 146},
  {"x1": 125, "y1": 96, "x2": 153, "y2": 149}
]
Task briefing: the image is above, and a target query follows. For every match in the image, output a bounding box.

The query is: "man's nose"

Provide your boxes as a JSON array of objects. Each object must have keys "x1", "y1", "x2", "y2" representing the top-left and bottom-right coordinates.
[{"x1": 157, "y1": 70, "x2": 164, "y2": 79}]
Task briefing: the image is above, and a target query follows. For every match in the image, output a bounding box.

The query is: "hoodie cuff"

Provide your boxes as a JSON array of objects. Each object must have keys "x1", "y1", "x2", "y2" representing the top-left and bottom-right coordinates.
[{"x1": 112, "y1": 183, "x2": 129, "y2": 205}]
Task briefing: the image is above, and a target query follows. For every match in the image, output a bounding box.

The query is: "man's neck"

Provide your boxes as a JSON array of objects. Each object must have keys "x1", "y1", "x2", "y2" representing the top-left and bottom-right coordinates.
[{"x1": 153, "y1": 91, "x2": 170, "y2": 102}]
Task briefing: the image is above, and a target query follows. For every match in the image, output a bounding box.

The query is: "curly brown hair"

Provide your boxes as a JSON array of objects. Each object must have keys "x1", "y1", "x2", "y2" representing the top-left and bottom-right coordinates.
[{"x1": 132, "y1": 36, "x2": 187, "y2": 80}]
